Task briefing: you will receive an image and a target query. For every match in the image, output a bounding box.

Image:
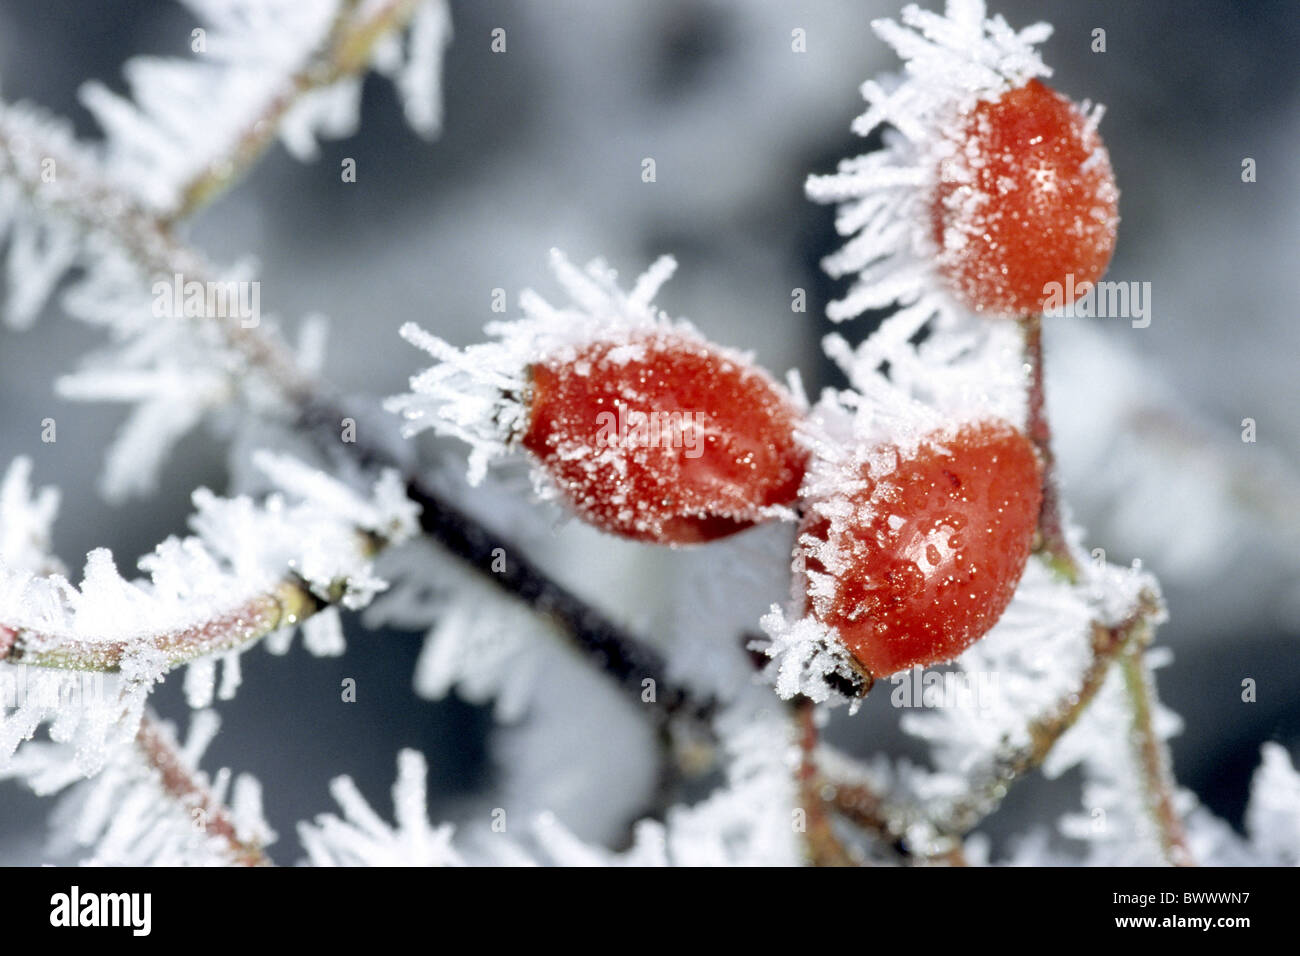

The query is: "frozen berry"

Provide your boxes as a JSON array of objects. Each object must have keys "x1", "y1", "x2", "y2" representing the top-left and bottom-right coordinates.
[
  {"x1": 523, "y1": 332, "x2": 807, "y2": 544},
  {"x1": 799, "y1": 421, "x2": 1042, "y2": 677},
  {"x1": 932, "y1": 79, "x2": 1119, "y2": 317}
]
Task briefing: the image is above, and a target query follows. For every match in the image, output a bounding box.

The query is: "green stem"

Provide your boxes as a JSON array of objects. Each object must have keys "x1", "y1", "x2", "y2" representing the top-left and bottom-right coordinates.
[
  {"x1": 1119, "y1": 647, "x2": 1194, "y2": 866},
  {"x1": 1, "y1": 579, "x2": 319, "y2": 672}
]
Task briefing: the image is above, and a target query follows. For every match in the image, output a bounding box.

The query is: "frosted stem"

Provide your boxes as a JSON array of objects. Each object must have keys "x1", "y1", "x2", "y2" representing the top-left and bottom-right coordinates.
[
  {"x1": 136, "y1": 713, "x2": 271, "y2": 866},
  {"x1": 1020, "y1": 312, "x2": 1079, "y2": 582},
  {"x1": 0, "y1": 579, "x2": 319, "y2": 672},
  {"x1": 936, "y1": 588, "x2": 1162, "y2": 836},
  {"x1": 1119, "y1": 647, "x2": 1194, "y2": 866},
  {"x1": 401, "y1": 474, "x2": 716, "y2": 726},
  {"x1": 166, "y1": 0, "x2": 423, "y2": 221},
  {"x1": 0, "y1": 117, "x2": 319, "y2": 404},
  {"x1": 1020, "y1": 314, "x2": 1190, "y2": 863},
  {"x1": 794, "y1": 700, "x2": 856, "y2": 866}
]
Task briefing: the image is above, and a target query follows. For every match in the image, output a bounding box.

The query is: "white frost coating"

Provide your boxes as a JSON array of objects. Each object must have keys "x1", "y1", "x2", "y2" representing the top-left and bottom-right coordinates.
[
  {"x1": 0, "y1": 710, "x2": 274, "y2": 865},
  {"x1": 0, "y1": 454, "x2": 415, "y2": 772},
  {"x1": 0, "y1": 457, "x2": 62, "y2": 575},
  {"x1": 297, "y1": 749, "x2": 465, "y2": 866},
  {"x1": 57, "y1": 354, "x2": 232, "y2": 503},
  {"x1": 364, "y1": 539, "x2": 545, "y2": 722},
  {"x1": 371, "y1": 0, "x2": 455, "y2": 138},
  {"x1": 301, "y1": 605, "x2": 346, "y2": 657},
  {"x1": 0, "y1": 3, "x2": 454, "y2": 499},
  {"x1": 297, "y1": 701, "x2": 800, "y2": 867},
  {"x1": 1245, "y1": 743, "x2": 1300, "y2": 866},
  {"x1": 905, "y1": 558, "x2": 1117, "y2": 770},
  {"x1": 0, "y1": 103, "x2": 84, "y2": 329},
  {"x1": 1048, "y1": 661, "x2": 1186, "y2": 866},
  {"x1": 251, "y1": 450, "x2": 420, "y2": 542},
  {"x1": 184, "y1": 657, "x2": 218, "y2": 709},
  {"x1": 82, "y1": 0, "x2": 454, "y2": 211},
  {"x1": 753, "y1": 606, "x2": 861, "y2": 707},
  {"x1": 387, "y1": 249, "x2": 776, "y2": 489},
  {"x1": 523, "y1": 702, "x2": 802, "y2": 866},
  {"x1": 806, "y1": 1, "x2": 1052, "y2": 323}
]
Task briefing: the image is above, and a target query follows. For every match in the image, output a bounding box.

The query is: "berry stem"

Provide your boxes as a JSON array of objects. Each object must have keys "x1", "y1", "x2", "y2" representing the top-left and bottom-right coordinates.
[
  {"x1": 794, "y1": 699, "x2": 857, "y2": 866},
  {"x1": 1020, "y1": 315, "x2": 1191, "y2": 863},
  {"x1": 1020, "y1": 311, "x2": 1080, "y2": 583}
]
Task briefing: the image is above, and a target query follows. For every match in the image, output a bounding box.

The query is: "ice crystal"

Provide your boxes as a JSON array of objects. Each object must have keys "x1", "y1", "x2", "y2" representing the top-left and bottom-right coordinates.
[
  {"x1": 1245, "y1": 743, "x2": 1300, "y2": 866},
  {"x1": 298, "y1": 700, "x2": 800, "y2": 867},
  {"x1": 298, "y1": 749, "x2": 464, "y2": 867},
  {"x1": 366, "y1": 540, "x2": 546, "y2": 722},
  {"x1": 0, "y1": 457, "x2": 62, "y2": 576}
]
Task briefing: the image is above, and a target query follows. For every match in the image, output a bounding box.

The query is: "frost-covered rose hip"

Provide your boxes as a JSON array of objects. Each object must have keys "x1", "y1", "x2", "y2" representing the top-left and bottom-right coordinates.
[
  {"x1": 523, "y1": 332, "x2": 806, "y2": 544},
  {"x1": 932, "y1": 79, "x2": 1118, "y2": 317},
  {"x1": 798, "y1": 421, "x2": 1041, "y2": 677},
  {"x1": 807, "y1": 4, "x2": 1120, "y2": 324},
  {"x1": 387, "y1": 253, "x2": 806, "y2": 546}
]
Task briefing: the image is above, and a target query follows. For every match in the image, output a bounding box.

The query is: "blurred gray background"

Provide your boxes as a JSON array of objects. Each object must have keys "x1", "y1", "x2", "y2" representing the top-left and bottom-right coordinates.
[{"x1": 1, "y1": 0, "x2": 1297, "y2": 862}]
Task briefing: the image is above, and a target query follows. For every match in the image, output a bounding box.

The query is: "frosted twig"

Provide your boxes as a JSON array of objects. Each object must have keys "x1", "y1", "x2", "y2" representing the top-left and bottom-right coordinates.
[
  {"x1": 1119, "y1": 646, "x2": 1194, "y2": 866},
  {"x1": 0, "y1": 577, "x2": 320, "y2": 672},
  {"x1": 934, "y1": 588, "x2": 1162, "y2": 836},
  {"x1": 1021, "y1": 312, "x2": 1078, "y2": 581},
  {"x1": 398, "y1": 466, "x2": 717, "y2": 726},
  {"x1": 1019, "y1": 314, "x2": 1191, "y2": 864},
  {"x1": 0, "y1": 114, "x2": 318, "y2": 403},
  {"x1": 135, "y1": 712, "x2": 271, "y2": 866},
  {"x1": 794, "y1": 700, "x2": 856, "y2": 866},
  {"x1": 166, "y1": 0, "x2": 424, "y2": 221}
]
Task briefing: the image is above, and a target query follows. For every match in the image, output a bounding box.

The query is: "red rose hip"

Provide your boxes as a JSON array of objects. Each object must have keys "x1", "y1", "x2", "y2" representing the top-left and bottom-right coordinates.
[
  {"x1": 932, "y1": 79, "x2": 1119, "y2": 317},
  {"x1": 799, "y1": 421, "x2": 1042, "y2": 677},
  {"x1": 523, "y1": 332, "x2": 807, "y2": 545}
]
